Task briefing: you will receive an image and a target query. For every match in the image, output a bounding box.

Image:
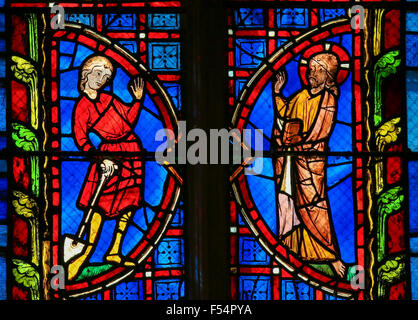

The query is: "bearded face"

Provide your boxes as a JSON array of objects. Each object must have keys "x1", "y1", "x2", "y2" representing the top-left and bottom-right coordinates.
[
  {"x1": 308, "y1": 61, "x2": 328, "y2": 89},
  {"x1": 307, "y1": 53, "x2": 338, "y2": 93}
]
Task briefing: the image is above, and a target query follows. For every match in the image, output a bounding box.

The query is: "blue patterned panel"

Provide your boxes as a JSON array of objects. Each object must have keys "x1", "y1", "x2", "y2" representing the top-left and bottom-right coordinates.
[
  {"x1": 148, "y1": 14, "x2": 180, "y2": 30},
  {"x1": 149, "y1": 42, "x2": 181, "y2": 71},
  {"x1": 0, "y1": 58, "x2": 4, "y2": 78},
  {"x1": 239, "y1": 237, "x2": 270, "y2": 265},
  {"x1": 0, "y1": 256, "x2": 6, "y2": 300},
  {"x1": 154, "y1": 279, "x2": 184, "y2": 300},
  {"x1": 407, "y1": 12, "x2": 418, "y2": 32},
  {"x1": 0, "y1": 14, "x2": 4, "y2": 32},
  {"x1": 0, "y1": 225, "x2": 6, "y2": 247},
  {"x1": 0, "y1": 137, "x2": 5, "y2": 151},
  {"x1": 235, "y1": 39, "x2": 266, "y2": 69},
  {"x1": 0, "y1": 160, "x2": 6, "y2": 221},
  {"x1": 319, "y1": 9, "x2": 346, "y2": 22},
  {"x1": 104, "y1": 14, "x2": 136, "y2": 30},
  {"x1": 407, "y1": 71, "x2": 418, "y2": 151},
  {"x1": 277, "y1": 9, "x2": 309, "y2": 28},
  {"x1": 409, "y1": 162, "x2": 418, "y2": 233},
  {"x1": 65, "y1": 14, "x2": 94, "y2": 27},
  {"x1": 155, "y1": 238, "x2": 184, "y2": 268},
  {"x1": 410, "y1": 237, "x2": 418, "y2": 254},
  {"x1": 282, "y1": 280, "x2": 314, "y2": 300},
  {"x1": 0, "y1": 176, "x2": 6, "y2": 221},
  {"x1": 411, "y1": 257, "x2": 418, "y2": 300},
  {"x1": 235, "y1": 8, "x2": 264, "y2": 28},
  {"x1": 0, "y1": 87, "x2": 5, "y2": 132},
  {"x1": 239, "y1": 276, "x2": 271, "y2": 300},
  {"x1": 163, "y1": 83, "x2": 182, "y2": 110},
  {"x1": 118, "y1": 41, "x2": 137, "y2": 54},
  {"x1": 115, "y1": 280, "x2": 143, "y2": 300},
  {"x1": 407, "y1": 34, "x2": 418, "y2": 67}
]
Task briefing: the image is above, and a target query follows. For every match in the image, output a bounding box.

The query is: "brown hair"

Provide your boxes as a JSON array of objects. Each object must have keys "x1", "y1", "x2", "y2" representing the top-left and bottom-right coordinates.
[{"x1": 79, "y1": 55, "x2": 114, "y2": 91}]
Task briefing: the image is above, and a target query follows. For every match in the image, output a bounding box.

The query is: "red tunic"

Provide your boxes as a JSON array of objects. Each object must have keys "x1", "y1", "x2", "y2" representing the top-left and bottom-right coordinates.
[{"x1": 73, "y1": 92, "x2": 143, "y2": 218}]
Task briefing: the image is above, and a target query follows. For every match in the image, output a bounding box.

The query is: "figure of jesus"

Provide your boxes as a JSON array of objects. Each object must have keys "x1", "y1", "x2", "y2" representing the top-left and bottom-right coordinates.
[
  {"x1": 67, "y1": 55, "x2": 145, "y2": 280},
  {"x1": 273, "y1": 52, "x2": 346, "y2": 278}
]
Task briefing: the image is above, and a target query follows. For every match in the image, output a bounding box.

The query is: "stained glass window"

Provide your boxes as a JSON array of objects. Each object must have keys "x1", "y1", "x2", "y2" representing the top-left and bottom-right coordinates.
[
  {"x1": 7, "y1": 0, "x2": 184, "y2": 301},
  {"x1": 227, "y1": 4, "x2": 409, "y2": 301},
  {"x1": 1, "y1": 0, "x2": 418, "y2": 304}
]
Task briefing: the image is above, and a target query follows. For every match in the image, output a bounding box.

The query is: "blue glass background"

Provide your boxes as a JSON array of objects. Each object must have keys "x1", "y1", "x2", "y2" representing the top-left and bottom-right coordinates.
[{"x1": 409, "y1": 162, "x2": 418, "y2": 233}]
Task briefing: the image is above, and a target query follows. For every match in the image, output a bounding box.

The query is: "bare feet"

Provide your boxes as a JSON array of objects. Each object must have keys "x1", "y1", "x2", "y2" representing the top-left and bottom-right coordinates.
[{"x1": 331, "y1": 260, "x2": 346, "y2": 278}]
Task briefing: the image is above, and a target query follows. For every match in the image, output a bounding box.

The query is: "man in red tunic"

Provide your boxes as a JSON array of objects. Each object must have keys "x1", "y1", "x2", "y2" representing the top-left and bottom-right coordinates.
[{"x1": 68, "y1": 55, "x2": 145, "y2": 280}]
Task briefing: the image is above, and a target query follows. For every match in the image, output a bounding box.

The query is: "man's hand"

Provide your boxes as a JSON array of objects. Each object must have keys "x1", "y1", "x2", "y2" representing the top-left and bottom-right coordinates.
[
  {"x1": 100, "y1": 159, "x2": 119, "y2": 178},
  {"x1": 274, "y1": 70, "x2": 287, "y2": 94},
  {"x1": 130, "y1": 76, "x2": 145, "y2": 101}
]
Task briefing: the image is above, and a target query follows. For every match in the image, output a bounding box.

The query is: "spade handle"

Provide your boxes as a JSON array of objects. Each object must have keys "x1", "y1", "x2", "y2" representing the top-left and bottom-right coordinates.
[{"x1": 75, "y1": 163, "x2": 119, "y2": 240}]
